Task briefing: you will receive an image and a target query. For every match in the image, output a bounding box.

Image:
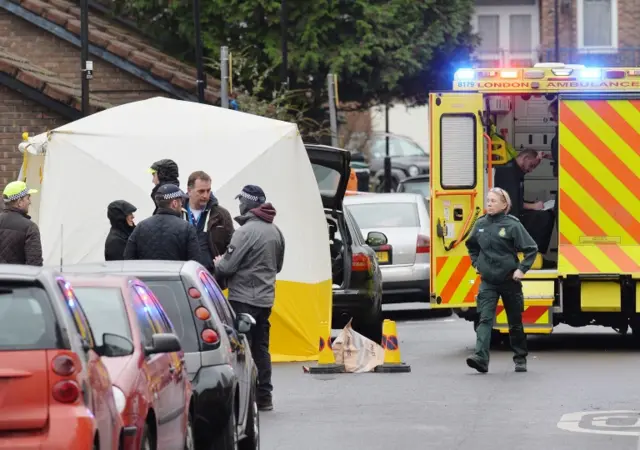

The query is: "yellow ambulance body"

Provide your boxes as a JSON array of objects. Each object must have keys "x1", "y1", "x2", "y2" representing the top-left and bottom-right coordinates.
[{"x1": 429, "y1": 63, "x2": 640, "y2": 339}]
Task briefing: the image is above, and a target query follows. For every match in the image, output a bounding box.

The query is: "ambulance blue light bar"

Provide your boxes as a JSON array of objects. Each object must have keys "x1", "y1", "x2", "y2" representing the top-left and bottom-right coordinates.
[
  {"x1": 579, "y1": 68, "x2": 601, "y2": 80},
  {"x1": 454, "y1": 69, "x2": 475, "y2": 80}
]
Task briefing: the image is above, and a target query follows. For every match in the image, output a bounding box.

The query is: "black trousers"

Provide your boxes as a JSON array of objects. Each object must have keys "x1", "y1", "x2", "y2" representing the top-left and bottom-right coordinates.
[
  {"x1": 229, "y1": 301, "x2": 273, "y2": 403},
  {"x1": 520, "y1": 209, "x2": 555, "y2": 254}
]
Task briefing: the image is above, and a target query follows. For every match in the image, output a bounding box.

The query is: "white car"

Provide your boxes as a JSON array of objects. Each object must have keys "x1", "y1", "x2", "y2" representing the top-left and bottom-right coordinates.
[{"x1": 344, "y1": 192, "x2": 430, "y2": 304}]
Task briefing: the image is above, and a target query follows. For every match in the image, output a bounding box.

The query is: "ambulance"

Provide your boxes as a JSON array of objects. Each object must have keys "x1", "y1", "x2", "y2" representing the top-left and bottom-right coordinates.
[{"x1": 429, "y1": 63, "x2": 640, "y2": 341}]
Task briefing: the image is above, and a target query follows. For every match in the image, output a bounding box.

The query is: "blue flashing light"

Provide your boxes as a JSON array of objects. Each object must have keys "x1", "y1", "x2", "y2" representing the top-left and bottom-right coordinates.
[
  {"x1": 580, "y1": 68, "x2": 601, "y2": 80},
  {"x1": 455, "y1": 69, "x2": 475, "y2": 80}
]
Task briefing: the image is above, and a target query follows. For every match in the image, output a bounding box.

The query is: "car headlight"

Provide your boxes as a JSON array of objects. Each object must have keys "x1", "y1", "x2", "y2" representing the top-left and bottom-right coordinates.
[
  {"x1": 408, "y1": 165, "x2": 420, "y2": 177},
  {"x1": 112, "y1": 386, "x2": 127, "y2": 414}
]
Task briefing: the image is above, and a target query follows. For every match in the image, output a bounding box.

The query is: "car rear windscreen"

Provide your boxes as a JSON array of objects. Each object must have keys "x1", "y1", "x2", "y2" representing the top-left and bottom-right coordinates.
[
  {"x1": 140, "y1": 279, "x2": 200, "y2": 353},
  {"x1": 347, "y1": 202, "x2": 419, "y2": 228},
  {"x1": 0, "y1": 286, "x2": 59, "y2": 350},
  {"x1": 401, "y1": 181, "x2": 429, "y2": 197},
  {"x1": 73, "y1": 287, "x2": 132, "y2": 347}
]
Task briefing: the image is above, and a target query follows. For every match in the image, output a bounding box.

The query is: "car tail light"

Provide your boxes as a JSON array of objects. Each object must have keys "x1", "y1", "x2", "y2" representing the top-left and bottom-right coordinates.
[
  {"x1": 195, "y1": 306, "x2": 211, "y2": 321},
  {"x1": 352, "y1": 253, "x2": 371, "y2": 272},
  {"x1": 188, "y1": 287, "x2": 201, "y2": 299},
  {"x1": 417, "y1": 234, "x2": 430, "y2": 254},
  {"x1": 201, "y1": 329, "x2": 219, "y2": 344},
  {"x1": 52, "y1": 380, "x2": 80, "y2": 403},
  {"x1": 51, "y1": 355, "x2": 76, "y2": 376},
  {"x1": 377, "y1": 244, "x2": 391, "y2": 252}
]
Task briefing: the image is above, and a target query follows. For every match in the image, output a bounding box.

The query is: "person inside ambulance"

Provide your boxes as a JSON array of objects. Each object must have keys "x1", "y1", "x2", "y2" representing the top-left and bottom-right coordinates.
[
  {"x1": 494, "y1": 149, "x2": 555, "y2": 261},
  {"x1": 465, "y1": 187, "x2": 537, "y2": 374}
]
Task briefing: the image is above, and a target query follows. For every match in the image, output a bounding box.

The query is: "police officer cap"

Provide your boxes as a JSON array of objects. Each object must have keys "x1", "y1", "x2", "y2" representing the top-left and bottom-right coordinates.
[
  {"x1": 236, "y1": 185, "x2": 266, "y2": 204},
  {"x1": 156, "y1": 184, "x2": 188, "y2": 200}
]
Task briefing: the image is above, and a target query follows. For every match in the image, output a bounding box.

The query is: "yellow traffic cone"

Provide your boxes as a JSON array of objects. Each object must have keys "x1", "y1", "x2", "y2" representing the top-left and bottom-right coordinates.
[
  {"x1": 308, "y1": 322, "x2": 345, "y2": 374},
  {"x1": 375, "y1": 319, "x2": 411, "y2": 373}
]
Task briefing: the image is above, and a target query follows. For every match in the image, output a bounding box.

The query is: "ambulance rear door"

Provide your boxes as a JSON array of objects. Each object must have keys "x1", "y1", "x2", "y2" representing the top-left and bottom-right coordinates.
[{"x1": 430, "y1": 92, "x2": 486, "y2": 308}]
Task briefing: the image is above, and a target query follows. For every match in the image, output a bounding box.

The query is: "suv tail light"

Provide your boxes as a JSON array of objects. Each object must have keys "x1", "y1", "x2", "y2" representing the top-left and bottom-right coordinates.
[
  {"x1": 417, "y1": 234, "x2": 430, "y2": 254},
  {"x1": 352, "y1": 253, "x2": 371, "y2": 271},
  {"x1": 51, "y1": 355, "x2": 76, "y2": 376},
  {"x1": 52, "y1": 380, "x2": 80, "y2": 403},
  {"x1": 188, "y1": 287, "x2": 201, "y2": 299},
  {"x1": 201, "y1": 329, "x2": 219, "y2": 344},
  {"x1": 195, "y1": 306, "x2": 211, "y2": 321}
]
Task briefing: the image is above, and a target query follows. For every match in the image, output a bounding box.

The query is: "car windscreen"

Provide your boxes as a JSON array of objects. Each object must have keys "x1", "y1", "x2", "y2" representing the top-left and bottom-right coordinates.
[
  {"x1": 0, "y1": 285, "x2": 60, "y2": 350},
  {"x1": 400, "y1": 180, "x2": 429, "y2": 197},
  {"x1": 347, "y1": 202, "x2": 419, "y2": 228},
  {"x1": 73, "y1": 287, "x2": 132, "y2": 347},
  {"x1": 139, "y1": 278, "x2": 200, "y2": 353}
]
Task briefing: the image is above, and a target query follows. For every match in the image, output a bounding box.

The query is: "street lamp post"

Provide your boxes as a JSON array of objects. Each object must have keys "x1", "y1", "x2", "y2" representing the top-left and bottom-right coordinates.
[
  {"x1": 193, "y1": 0, "x2": 205, "y2": 103},
  {"x1": 80, "y1": 0, "x2": 91, "y2": 116},
  {"x1": 280, "y1": 0, "x2": 288, "y2": 88},
  {"x1": 554, "y1": 0, "x2": 560, "y2": 61}
]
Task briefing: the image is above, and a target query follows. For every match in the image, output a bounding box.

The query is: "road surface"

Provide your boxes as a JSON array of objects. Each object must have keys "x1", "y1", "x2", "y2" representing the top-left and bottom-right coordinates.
[{"x1": 261, "y1": 304, "x2": 640, "y2": 450}]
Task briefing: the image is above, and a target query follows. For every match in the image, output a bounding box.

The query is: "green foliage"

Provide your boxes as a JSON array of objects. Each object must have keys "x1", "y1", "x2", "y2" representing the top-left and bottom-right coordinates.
[{"x1": 112, "y1": 0, "x2": 477, "y2": 107}]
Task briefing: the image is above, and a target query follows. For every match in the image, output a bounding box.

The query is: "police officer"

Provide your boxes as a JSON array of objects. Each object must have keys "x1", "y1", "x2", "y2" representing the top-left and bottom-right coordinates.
[
  {"x1": 124, "y1": 184, "x2": 200, "y2": 262},
  {"x1": 0, "y1": 181, "x2": 42, "y2": 266},
  {"x1": 465, "y1": 187, "x2": 538, "y2": 374}
]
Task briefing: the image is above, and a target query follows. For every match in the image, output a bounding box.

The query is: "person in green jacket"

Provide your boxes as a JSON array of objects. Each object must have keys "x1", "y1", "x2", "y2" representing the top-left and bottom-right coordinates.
[{"x1": 465, "y1": 187, "x2": 538, "y2": 374}]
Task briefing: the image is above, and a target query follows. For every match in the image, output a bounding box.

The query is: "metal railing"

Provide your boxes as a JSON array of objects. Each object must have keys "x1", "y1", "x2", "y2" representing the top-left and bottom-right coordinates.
[{"x1": 539, "y1": 47, "x2": 640, "y2": 67}]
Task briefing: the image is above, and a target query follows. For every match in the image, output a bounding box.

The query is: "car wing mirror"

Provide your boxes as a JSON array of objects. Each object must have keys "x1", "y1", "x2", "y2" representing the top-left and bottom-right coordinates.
[
  {"x1": 366, "y1": 231, "x2": 388, "y2": 246},
  {"x1": 101, "y1": 333, "x2": 134, "y2": 357},
  {"x1": 145, "y1": 333, "x2": 181, "y2": 356}
]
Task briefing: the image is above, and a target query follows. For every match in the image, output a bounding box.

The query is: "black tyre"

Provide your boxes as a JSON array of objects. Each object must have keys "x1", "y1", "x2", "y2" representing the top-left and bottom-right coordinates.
[
  {"x1": 141, "y1": 423, "x2": 154, "y2": 450},
  {"x1": 211, "y1": 403, "x2": 238, "y2": 450},
  {"x1": 239, "y1": 385, "x2": 260, "y2": 450},
  {"x1": 184, "y1": 410, "x2": 195, "y2": 450}
]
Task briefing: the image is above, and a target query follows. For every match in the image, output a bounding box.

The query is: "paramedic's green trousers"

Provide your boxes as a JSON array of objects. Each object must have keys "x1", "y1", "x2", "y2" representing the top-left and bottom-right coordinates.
[{"x1": 474, "y1": 279, "x2": 528, "y2": 364}]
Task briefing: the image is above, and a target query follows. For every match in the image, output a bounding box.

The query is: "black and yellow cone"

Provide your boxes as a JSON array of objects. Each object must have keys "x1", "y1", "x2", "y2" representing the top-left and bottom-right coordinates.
[
  {"x1": 308, "y1": 323, "x2": 345, "y2": 374},
  {"x1": 375, "y1": 319, "x2": 411, "y2": 373}
]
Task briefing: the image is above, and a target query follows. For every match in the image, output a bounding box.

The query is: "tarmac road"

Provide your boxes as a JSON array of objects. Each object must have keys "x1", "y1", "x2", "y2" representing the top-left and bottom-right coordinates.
[{"x1": 260, "y1": 304, "x2": 640, "y2": 450}]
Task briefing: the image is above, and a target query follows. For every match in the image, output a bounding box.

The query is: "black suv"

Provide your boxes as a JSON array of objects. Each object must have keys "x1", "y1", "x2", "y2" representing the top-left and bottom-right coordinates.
[
  {"x1": 306, "y1": 144, "x2": 386, "y2": 343},
  {"x1": 63, "y1": 260, "x2": 259, "y2": 450}
]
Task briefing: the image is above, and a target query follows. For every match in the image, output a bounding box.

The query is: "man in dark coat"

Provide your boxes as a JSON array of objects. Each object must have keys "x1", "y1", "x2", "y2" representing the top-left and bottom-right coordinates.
[
  {"x1": 148, "y1": 159, "x2": 180, "y2": 215},
  {"x1": 182, "y1": 170, "x2": 234, "y2": 272},
  {"x1": 124, "y1": 184, "x2": 200, "y2": 261},
  {"x1": 0, "y1": 181, "x2": 42, "y2": 266},
  {"x1": 104, "y1": 200, "x2": 137, "y2": 261}
]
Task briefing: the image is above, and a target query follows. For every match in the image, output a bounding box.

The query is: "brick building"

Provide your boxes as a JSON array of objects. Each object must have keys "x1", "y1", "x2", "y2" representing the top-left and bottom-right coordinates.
[
  {"x1": 472, "y1": 0, "x2": 639, "y2": 68},
  {"x1": 0, "y1": 0, "x2": 220, "y2": 185}
]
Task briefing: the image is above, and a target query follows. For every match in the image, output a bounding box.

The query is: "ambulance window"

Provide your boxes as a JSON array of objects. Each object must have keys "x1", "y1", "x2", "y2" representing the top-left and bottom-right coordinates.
[{"x1": 440, "y1": 115, "x2": 476, "y2": 189}]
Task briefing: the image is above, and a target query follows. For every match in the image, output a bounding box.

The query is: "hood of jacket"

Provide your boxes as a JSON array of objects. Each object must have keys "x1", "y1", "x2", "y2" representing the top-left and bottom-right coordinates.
[
  {"x1": 235, "y1": 202, "x2": 277, "y2": 225},
  {"x1": 107, "y1": 200, "x2": 136, "y2": 233},
  {"x1": 151, "y1": 159, "x2": 180, "y2": 184}
]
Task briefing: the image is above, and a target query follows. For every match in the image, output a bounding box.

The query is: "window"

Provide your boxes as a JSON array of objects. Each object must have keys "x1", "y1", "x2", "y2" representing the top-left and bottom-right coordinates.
[
  {"x1": 0, "y1": 286, "x2": 59, "y2": 350},
  {"x1": 199, "y1": 271, "x2": 234, "y2": 326},
  {"x1": 578, "y1": 0, "x2": 617, "y2": 52},
  {"x1": 478, "y1": 15, "x2": 500, "y2": 53},
  {"x1": 509, "y1": 15, "x2": 531, "y2": 53},
  {"x1": 73, "y1": 287, "x2": 132, "y2": 347},
  {"x1": 57, "y1": 279, "x2": 95, "y2": 348},
  {"x1": 131, "y1": 288, "x2": 156, "y2": 345},
  {"x1": 139, "y1": 279, "x2": 200, "y2": 353},
  {"x1": 399, "y1": 179, "x2": 429, "y2": 197},
  {"x1": 311, "y1": 164, "x2": 341, "y2": 196},
  {"x1": 440, "y1": 115, "x2": 476, "y2": 189},
  {"x1": 347, "y1": 202, "x2": 419, "y2": 229}
]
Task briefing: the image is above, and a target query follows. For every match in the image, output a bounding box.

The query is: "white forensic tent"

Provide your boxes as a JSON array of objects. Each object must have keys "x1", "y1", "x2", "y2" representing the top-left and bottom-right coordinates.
[{"x1": 18, "y1": 97, "x2": 332, "y2": 362}]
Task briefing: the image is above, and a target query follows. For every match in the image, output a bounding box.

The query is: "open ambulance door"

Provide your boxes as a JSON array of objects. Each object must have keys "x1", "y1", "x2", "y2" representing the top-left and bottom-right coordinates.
[{"x1": 430, "y1": 92, "x2": 486, "y2": 309}]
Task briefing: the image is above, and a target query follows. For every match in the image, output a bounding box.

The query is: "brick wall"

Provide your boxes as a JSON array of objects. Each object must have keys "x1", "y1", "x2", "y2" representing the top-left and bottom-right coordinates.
[
  {"x1": 0, "y1": 9, "x2": 176, "y2": 187},
  {"x1": 0, "y1": 86, "x2": 67, "y2": 185},
  {"x1": 540, "y1": 0, "x2": 640, "y2": 62}
]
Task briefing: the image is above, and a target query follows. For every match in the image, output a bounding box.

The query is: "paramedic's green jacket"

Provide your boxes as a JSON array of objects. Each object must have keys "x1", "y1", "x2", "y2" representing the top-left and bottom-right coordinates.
[{"x1": 465, "y1": 212, "x2": 538, "y2": 284}]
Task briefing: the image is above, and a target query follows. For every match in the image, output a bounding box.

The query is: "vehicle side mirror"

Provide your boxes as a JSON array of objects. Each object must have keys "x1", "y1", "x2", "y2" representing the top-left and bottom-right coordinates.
[
  {"x1": 236, "y1": 313, "x2": 256, "y2": 334},
  {"x1": 100, "y1": 333, "x2": 134, "y2": 357},
  {"x1": 366, "y1": 231, "x2": 388, "y2": 246},
  {"x1": 145, "y1": 333, "x2": 181, "y2": 356}
]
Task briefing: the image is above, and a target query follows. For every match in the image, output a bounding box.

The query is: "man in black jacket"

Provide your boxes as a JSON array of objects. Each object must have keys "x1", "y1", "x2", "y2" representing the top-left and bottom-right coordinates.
[
  {"x1": 0, "y1": 181, "x2": 43, "y2": 266},
  {"x1": 104, "y1": 200, "x2": 137, "y2": 261},
  {"x1": 124, "y1": 184, "x2": 200, "y2": 261},
  {"x1": 148, "y1": 159, "x2": 180, "y2": 215}
]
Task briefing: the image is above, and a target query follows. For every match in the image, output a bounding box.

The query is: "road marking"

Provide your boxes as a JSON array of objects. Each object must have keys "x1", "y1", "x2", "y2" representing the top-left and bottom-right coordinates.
[{"x1": 558, "y1": 410, "x2": 640, "y2": 436}]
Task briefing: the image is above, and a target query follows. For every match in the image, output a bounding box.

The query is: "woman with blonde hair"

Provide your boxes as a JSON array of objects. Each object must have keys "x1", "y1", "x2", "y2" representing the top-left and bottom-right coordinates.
[{"x1": 464, "y1": 187, "x2": 538, "y2": 373}]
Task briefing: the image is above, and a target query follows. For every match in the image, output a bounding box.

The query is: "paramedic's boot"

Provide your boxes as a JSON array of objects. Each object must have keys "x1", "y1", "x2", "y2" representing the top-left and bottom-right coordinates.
[
  {"x1": 466, "y1": 355, "x2": 488, "y2": 373},
  {"x1": 514, "y1": 359, "x2": 527, "y2": 373}
]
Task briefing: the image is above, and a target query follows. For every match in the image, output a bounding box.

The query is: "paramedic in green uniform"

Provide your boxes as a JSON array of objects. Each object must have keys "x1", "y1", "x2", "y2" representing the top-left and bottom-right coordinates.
[{"x1": 465, "y1": 187, "x2": 538, "y2": 374}]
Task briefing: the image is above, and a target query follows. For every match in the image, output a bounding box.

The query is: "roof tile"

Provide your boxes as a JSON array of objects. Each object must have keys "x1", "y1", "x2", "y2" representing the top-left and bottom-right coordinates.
[
  {"x1": 171, "y1": 72, "x2": 196, "y2": 91},
  {"x1": 44, "y1": 7, "x2": 73, "y2": 26},
  {"x1": 88, "y1": 27, "x2": 111, "y2": 48},
  {"x1": 66, "y1": 18, "x2": 80, "y2": 35},
  {"x1": 150, "y1": 61, "x2": 175, "y2": 82},
  {"x1": 19, "y1": 0, "x2": 48, "y2": 15},
  {"x1": 128, "y1": 51, "x2": 155, "y2": 70},
  {"x1": 105, "y1": 41, "x2": 136, "y2": 59}
]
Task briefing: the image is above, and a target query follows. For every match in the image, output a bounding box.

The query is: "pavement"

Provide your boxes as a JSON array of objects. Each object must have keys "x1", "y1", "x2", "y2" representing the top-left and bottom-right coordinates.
[{"x1": 260, "y1": 304, "x2": 640, "y2": 450}]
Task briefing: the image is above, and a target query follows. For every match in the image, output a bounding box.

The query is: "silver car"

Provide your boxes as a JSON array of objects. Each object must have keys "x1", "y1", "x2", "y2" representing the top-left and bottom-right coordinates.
[{"x1": 344, "y1": 193, "x2": 430, "y2": 304}]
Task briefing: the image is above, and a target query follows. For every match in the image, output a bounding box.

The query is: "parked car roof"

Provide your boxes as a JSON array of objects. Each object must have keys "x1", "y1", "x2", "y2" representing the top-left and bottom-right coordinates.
[
  {"x1": 0, "y1": 264, "x2": 49, "y2": 281},
  {"x1": 344, "y1": 192, "x2": 426, "y2": 204},
  {"x1": 61, "y1": 260, "x2": 200, "y2": 276}
]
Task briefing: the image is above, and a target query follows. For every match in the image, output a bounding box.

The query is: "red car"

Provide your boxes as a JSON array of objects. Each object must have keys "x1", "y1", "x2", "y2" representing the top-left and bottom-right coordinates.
[
  {"x1": 0, "y1": 266, "x2": 123, "y2": 450},
  {"x1": 68, "y1": 274, "x2": 194, "y2": 450}
]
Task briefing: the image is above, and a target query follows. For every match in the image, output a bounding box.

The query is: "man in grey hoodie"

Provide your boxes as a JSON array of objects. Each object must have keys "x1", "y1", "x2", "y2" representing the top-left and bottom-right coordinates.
[{"x1": 214, "y1": 184, "x2": 285, "y2": 411}]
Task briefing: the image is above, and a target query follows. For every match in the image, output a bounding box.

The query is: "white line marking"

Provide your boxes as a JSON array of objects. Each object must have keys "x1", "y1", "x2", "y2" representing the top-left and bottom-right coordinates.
[{"x1": 558, "y1": 410, "x2": 640, "y2": 437}]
